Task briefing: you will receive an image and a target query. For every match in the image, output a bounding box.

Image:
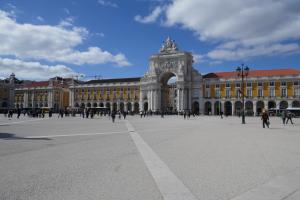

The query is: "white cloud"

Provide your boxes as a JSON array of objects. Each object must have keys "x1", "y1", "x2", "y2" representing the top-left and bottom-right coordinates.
[
  {"x1": 135, "y1": 6, "x2": 164, "y2": 24},
  {"x1": 0, "y1": 57, "x2": 79, "y2": 80},
  {"x1": 0, "y1": 10, "x2": 131, "y2": 66},
  {"x1": 207, "y1": 43, "x2": 300, "y2": 61},
  {"x1": 36, "y1": 16, "x2": 44, "y2": 22},
  {"x1": 162, "y1": 0, "x2": 300, "y2": 60},
  {"x1": 97, "y1": 0, "x2": 118, "y2": 8},
  {"x1": 193, "y1": 54, "x2": 205, "y2": 63}
]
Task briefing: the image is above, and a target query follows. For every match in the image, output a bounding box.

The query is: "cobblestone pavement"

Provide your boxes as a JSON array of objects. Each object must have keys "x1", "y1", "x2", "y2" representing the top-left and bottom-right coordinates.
[{"x1": 0, "y1": 114, "x2": 300, "y2": 200}]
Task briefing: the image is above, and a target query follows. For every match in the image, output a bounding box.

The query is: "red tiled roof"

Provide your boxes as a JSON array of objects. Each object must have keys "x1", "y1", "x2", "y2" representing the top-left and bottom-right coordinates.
[
  {"x1": 21, "y1": 81, "x2": 64, "y2": 88},
  {"x1": 204, "y1": 68, "x2": 300, "y2": 79}
]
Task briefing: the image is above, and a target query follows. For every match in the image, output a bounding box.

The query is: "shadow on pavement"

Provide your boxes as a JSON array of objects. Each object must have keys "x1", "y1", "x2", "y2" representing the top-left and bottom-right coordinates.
[{"x1": 0, "y1": 133, "x2": 52, "y2": 140}]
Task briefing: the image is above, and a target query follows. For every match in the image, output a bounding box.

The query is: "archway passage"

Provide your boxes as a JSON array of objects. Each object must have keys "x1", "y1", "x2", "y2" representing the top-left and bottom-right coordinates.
[
  {"x1": 204, "y1": 101, "x2": 212, "y2": 115},
  {"x1": 214, "y1": 101, "x2": 221, "y2": 115},
  {"x1": 127, "y1": 102, "x2": 132, "y2": 112},
  {"x1": 245, "y1": 101, "x2": 254, "y2": 116},
  {"x1": 292, "y1": 100, "x2": 300, "y2": 108},
  {"x1": 224, "y1": 101, "x2": 232, "y2": 116},
  {"x1": 235, "y1": 101, "x2": 243, "y2": 115},
  {"x1": 268, "y1": 101, "x2": 276, "y2": 109},
  {"x1": 256, "y1": 101, "x2": 264, "y2": 115},
  {"x1": 192, "y1": 101, "x2": 199, "y2": 114},
  {"x1": 160, "y1": 72, "x2": 177, "y2": 112},
  {"x1": 120, "y1": 102, "x2": 124, "y2": 112},
  {"x1": 134, "y1": 103, "x2": 139, "y2": 113},
  {"x1": 279, "y1": 101, "x2": 288, "y2": 109},
  {"x1": 143, "y1": 102, "x2": 148, "y2": 112}
]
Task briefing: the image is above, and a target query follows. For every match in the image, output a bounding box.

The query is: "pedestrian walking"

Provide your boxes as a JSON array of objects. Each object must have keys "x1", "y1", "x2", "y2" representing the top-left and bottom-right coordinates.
[
  {"x1": 261, "y1": 110, "x2": 270, "y2": 128},
  {"x1": 220, "y1": 111, "x2": 223, "y2": 119},
  {"x1": 286, "y1": 111, "x2": 294, "y2": 124},
  {"x1": 123, "y1": 111, "x2": 127, "y2": 119},
  {"x1": 111, "y1": 111, "x2": 116, "y2": 123},
  {"x1": 281, "y1": 110, "x2": 286, "y2": 125}
]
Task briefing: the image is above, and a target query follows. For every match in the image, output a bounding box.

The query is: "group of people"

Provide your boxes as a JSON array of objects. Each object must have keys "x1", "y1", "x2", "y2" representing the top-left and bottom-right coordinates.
[{"x1": 261, "y1": 109, "x2": 295, "y2": 128}]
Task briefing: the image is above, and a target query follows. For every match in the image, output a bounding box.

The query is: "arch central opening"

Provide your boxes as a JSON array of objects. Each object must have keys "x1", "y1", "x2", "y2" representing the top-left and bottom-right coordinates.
[{"x1": 160, "y1": 72, "x2": 177, "y2": 112}]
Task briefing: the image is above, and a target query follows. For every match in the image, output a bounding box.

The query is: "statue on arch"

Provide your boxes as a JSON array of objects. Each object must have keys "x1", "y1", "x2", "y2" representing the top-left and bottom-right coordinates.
[{"x1": 160, "y1": 36, "x2": 178, "y2": 53}]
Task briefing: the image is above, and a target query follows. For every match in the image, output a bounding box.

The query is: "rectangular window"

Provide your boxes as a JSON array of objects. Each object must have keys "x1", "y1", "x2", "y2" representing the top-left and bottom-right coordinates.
[
  {"x1": 225, "y1": 89, "x2": 230, "y2": 98},
  {"x1": 258, "y1": 82, "x2": 263, "y2": 87},
  {"x1": 281, "y1": 81, "x2": 286, "y2": 86},
  {"x1": 235, "y1": 83, "x2": 241, "y2": 88},
  {"x1": 294, "y1": 81, "x2": 299, "y2": 86},
  {"x1": 205, "y1": 84, "x2": 210, "y2": 89},
  {"x1": 247, "y1": 82, "x2": 252, "y2": 87},
  {"x1": 215, "y1": 84, "x2": 220, "y2": 88},
  {"x1": 258, "y1": 88, "x2": 263, "y2": 97},
  {"x1": 281, "y1": 88, "x2": 287, "y2": 97},
  {"x1": 269, "y1": 81, "x2": 275, "y2": 87},
  {"x1": 247, "y1": 88, "x2": 252, "y2": 97},
  {"x1": 235, "y1": 89, "x2": 240, "y2": 98},
  {"x1": 294, "y1": 87, "x2": 300, "y2": 97},
  {"x1": 269, "y1": 88, "x2": 275, "y2": 97},
  {"x1": 226, "y1": 83, "x2": 230, "y2": 88},
  {"x1": 215, "y1": 89, "x2": 220, "y2": 98},
  {"x1": 205, "y1": 90, "x2": 210, "y2": 98}
]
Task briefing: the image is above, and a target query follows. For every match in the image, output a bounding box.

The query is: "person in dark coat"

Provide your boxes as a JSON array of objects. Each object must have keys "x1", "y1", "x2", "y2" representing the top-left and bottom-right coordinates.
[
  {"x1": 111, "y1": 111, "x2": 116, "y2": 123},
  {"x1": 261, "y1": 110, "x2": 269, "y2": 128},
  {"x1": 286, "y1": 111, "x2": 294, "y2": 124}
]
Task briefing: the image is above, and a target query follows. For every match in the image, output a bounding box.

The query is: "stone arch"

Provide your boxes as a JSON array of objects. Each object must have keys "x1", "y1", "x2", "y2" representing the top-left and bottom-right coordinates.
[
  {"x1": 93, "y1": 102, "x2": 97, "y2": 107},
  {"x1": 120, "y1": 102, "x2": 125, "y2": 112},
  {"x1": 279, "y1": 100, "x2": 288, "y2": 109},
  {"x1": 143, "y1": 102, "x2": 148, "y2": 111},
  {"x1": 159, "y1": 72, "x2": 177, "y2": 112},
  {"x1": 134, "y1": 102, "x2": 139, "y2": 113},
  {"x1": 87, "y1": 102, "x2": 91, "y2": 108},
  {"x1": 292, "y1": 100, "x2": 300, "y2": 108},
  {"x1": 99, "y1": 102, "x2": 104, "y2": 107},
  {"x1": 214, "y1": 101, "x2": 221, "y2": 115},
  {"x1": 234, "y1": 101, "x2": 243, "y2": 115},
  {"x1": 105, "y1": 102, "x2": 110, "y2": 110},
  {"x1": 224, "y1": 101, "x2": 232, "y2": 116},
  {"x1": 204, "y1": 101, "x2": 212, "y2": 115},
  {"x1": 113, "y1": 102, "x2": 117, "y2": 112},
  {"x1": 192, "y1": 101, "x2": 199, "y2": 114},
  {"x1": 268, "y1": 100, "x2": 276, "y2": 109},
  {"x1": 256, "y1": 101, "x2": 264, "y2": 115},
  {"x1": 127, "y1": 102, "x2": 132, "y2": 112},
  {"x1": 80, "y1": 103, "x2": 85, "y2": 108},
  {"x1": 245, "y1": 101, "x2": 253, "y2": 116}
]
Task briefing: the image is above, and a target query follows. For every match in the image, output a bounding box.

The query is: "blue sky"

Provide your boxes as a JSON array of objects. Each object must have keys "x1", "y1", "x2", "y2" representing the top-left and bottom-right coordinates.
[{"x1": 0, "y1": 0, "x2": 300, "y2": 80}]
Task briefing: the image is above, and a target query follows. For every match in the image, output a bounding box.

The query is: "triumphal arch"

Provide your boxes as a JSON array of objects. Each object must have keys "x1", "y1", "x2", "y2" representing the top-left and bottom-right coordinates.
[{"x1": 139, "y1": 37, "x2": 203, "y2": 113}]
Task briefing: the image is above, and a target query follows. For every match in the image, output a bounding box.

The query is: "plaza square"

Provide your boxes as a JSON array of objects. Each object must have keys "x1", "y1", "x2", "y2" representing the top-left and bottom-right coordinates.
[{"x1": 1, "y1": 115, "x2": 300, "y2": 200}]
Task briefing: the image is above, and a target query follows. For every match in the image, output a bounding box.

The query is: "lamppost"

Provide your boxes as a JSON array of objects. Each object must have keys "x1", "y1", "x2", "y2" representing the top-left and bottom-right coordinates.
[{"x1": 236, "y1": 64, "x2": 249, "y2": 124}]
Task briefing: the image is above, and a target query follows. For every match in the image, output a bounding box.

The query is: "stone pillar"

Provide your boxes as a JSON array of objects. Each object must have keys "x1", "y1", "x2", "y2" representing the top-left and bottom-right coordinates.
[
  {"x1": 189, "y1": 89, "x2": 192, "y2": 110},
  {"x1": 232, "y1": 100, "x2": 235, "y2": 115},
  {"x1": 117, "y1": 101, "x2": 120, "y2": 111},
  {"x1": 110, "y1": 102, "x2": 113, "y2": 112},
  {"x1": 139, "y1": 89, "x2": 144, "y2": 111},
  {"x1": 24, "y1": 91, "x2": 28, "y2": 108},
  {"x1": 211, "y1": 101, "x2": 215, "y2": 115},
  {"x1": 124, "y1": 101, "x2": 128, "y2": 111},
  {"x1": 48, "y1": 90, "x2": 53, "y2": 108},
  {"x1": 32, "y1": 91, "x2": 35, "y2": 108},
  {"x1": 253, "y1": 101, "x2": 257, "y2": 116},
  {"x1": 69, "y1": 88, "x2": 74, "y2": 108}
]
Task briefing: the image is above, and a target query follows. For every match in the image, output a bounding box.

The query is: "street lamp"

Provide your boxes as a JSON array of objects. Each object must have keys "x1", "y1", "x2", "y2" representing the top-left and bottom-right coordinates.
[{"x1": 236, "y1": 64, "x2": 249, "y2": 124}]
